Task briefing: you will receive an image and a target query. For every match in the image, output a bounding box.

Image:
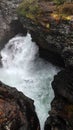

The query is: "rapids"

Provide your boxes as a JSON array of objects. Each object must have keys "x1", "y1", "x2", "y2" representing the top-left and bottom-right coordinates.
[{"x1": 0, "y1": 33, "x2": 60, "y2": 130}]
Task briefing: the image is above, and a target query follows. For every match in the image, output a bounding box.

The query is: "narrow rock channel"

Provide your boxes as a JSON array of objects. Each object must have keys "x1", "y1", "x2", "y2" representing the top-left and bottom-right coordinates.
[{"x1": 0, "y1": 33, "x2": 60, "y2": 130}]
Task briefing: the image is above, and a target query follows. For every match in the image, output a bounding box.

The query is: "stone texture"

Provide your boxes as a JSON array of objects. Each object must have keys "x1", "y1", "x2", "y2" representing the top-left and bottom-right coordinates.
[
  {"x1": 44, "y1": 68, "x2": 73, "y2": 130},
  {"x1": 0, "y1": 0, "x2": 27, "y2": 49},
  {"x1": 19, "y1": 16, "x2": 73, "y2": 67},
  {"x1": 0, "y1": 81, "x2": 40, "y2": 130},
  {"x1": 52, "y1": 69, "x2": 73, "y2": 103},
  {"x1": 44, "y1": 97, "x2": 73, "y2": 130}
]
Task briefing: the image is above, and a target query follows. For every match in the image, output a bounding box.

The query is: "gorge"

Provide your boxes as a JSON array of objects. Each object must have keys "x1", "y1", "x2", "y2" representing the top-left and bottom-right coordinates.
[
  {"x1": 0, "y1": 0, "x2": 73, "y2": 130},
  {"x1": 0, "y1": 33, "x2": 60, "y2": 130}
]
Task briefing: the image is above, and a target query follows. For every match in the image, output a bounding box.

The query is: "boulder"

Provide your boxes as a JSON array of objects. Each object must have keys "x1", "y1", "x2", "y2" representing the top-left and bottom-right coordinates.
[
  {"x1": 52, "y1": 69, "x2": 73, "y2": 103},
  {"x1": 44, "y1": 97, "x2": 73, "y2": 130},
  {"x1": 44, "y1": 69, "x2": 73, "y2": 130},
  {"x1": 0, "y1": 81, "x2": 40, "y2": 130}
]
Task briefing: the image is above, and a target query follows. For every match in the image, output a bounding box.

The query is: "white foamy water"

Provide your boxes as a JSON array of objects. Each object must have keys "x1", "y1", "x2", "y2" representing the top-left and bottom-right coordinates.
[{"x1": 0, "y1": 33, "x2": 60, "y2": 130}]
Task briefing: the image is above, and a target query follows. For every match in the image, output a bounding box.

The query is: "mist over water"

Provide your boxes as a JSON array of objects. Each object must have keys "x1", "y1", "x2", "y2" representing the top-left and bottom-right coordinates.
[{"x1": 0, "y1": 33, "x2": 60, "y2": 130}]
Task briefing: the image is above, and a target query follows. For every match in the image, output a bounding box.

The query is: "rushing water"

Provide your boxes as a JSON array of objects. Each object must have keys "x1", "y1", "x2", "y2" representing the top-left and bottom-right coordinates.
[{"x1": 0, "y1": 33, "x2": 60, "y2": 130}]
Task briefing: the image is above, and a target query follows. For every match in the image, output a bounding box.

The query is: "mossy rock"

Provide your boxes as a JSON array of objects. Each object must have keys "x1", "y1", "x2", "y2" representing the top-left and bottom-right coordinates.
[
  {"x1": 17, "y1": 0, "x2": 42, "y2": 21},
  {"x1": 17, "y1": 0, "x2": 52, "y2": 30}
]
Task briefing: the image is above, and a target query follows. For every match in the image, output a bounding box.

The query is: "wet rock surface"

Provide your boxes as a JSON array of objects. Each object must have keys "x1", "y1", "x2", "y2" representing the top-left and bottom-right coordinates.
[
  {"x1": 44, "y1": 69, "x2": 73, "y2": 130},
  {"x1": 19, "y1": 16, "x2": 73, "y2": 67},
  {"x1": 0, "y1": 0, "x2": 27, "y2": 49},
  {"x1": 52, "y1": 69, "x2": 73, "y2": 103},
  {"x1": 0, "y1": 81, "x2": 40, "y2": 130},
  {"x1": 44, "y1": 96, "x2": 73, "y2": 130}
]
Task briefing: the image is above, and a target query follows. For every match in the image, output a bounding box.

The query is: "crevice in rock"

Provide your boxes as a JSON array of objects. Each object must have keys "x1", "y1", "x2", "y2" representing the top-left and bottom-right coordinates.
[{"x1": 39, "y1": 47, "x2": 65, "y2": 67}]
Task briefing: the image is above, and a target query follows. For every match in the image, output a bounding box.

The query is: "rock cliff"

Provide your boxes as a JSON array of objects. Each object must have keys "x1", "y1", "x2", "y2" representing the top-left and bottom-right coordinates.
[
  {"x1": 0, "y1": 0, "x2": 27, "y2": 49},
  {"x1": 44, "y1": 69, "x2": 73, "y2": 130},
  {"x1": 0, "y1": 81, "x2": 40, "y2": 130}
]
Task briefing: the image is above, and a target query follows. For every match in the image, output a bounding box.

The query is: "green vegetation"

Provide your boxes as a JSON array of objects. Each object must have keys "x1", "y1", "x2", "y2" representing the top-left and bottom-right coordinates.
[
  {"x1": 53, "y1": 0, "x2": 73, "y2": 5},
  {"x1": 54, "y1": 0, "x2": 66, "y2": 5},
  {"x1": 17, "y1": 0, "x2": 42, "y2": 21},
  {"x1": 17, "y1": 0, "x2": 73, "y2": 29}
]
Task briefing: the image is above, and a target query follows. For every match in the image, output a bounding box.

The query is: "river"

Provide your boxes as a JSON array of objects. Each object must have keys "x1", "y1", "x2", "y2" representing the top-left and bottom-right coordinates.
[{"x1": 0, "y1": 33, "x2": 60, "y2": 130}]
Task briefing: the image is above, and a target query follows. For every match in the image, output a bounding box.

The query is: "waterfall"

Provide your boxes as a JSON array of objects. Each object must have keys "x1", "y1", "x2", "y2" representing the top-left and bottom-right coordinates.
[{"x1": 0, "y1": 33, "x2": 60, "y2": 130}]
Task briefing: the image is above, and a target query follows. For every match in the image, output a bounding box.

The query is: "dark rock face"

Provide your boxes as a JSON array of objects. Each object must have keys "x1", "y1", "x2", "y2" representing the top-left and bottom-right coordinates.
[
  {"x1": 52, "y1": 69, "x2": 73, "y2": 103},
  {"x1": 44, "y1": 97, "x2": 73, "y2": 130},
  {"x1": 44, "y1": 115, "x2": 67, "y2": 130},
  {"x1": 0, "y1": 81, "x2": 40, "y2": 130},
  {"x1": 19, "y1": 16, "x2": 73, "y2": 67},
  {"x1": 0, "y1": 0, "x2": 27, "y2": 49},
  {"x1": 44, "y1": 69, "x2": 73, "y2": 130}
]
